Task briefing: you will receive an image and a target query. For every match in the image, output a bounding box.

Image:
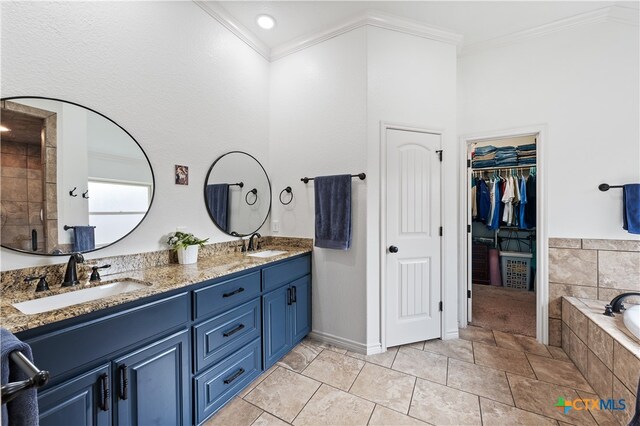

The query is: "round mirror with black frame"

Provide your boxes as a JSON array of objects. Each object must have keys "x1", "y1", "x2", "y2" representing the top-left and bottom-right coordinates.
[
  {"x1": 204, "y1": 151, "x2": 271, "y2": 237},
  {"x1": 0, "y1": 96, "x2": 155, "y2": 256}
]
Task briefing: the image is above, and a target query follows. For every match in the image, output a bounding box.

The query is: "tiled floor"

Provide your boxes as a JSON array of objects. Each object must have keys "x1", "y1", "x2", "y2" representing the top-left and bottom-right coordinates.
[{"x1": 205, "y1": 326, "x2": 622, "y2": 426}]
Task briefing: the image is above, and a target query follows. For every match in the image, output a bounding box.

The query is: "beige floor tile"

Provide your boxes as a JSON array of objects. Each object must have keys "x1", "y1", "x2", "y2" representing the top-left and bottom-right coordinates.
[
  {"x1": 612, "y1": 376, "x2": 636, "y2": 426},
  {"x1": 293, "y1": 384, "x2": 374, "y2": 425},
  {"x1": 302, "y1": 337, "x2": 348, "y2": 354},
  {"x1": 245, "y1": 367, "x2": 321, "y2": 423},
  {"x1": 459, "y1": 326, "x2": 496, "y2": 345},
  {"x1": 409, "y1": 378, "x2": 481, "y2": 425},
  {"x1": 349, "y1": 363, "x2": 416, "y2": 414},
  {"x1": 204, "y1": 398, "x2": 262, "y2": 426},
  {"x1": 403, "y1": 341, "x2": 426, "y2": 350},
  {"x1": 526, "y1": 353, "x2": 595, "y2": 393},
  {"x1": 252, "y1": 412, "x2": 290, "y2": 426},
  {"x1": 277, "y1": 343, "x2": 321, "y2": 373},
  {"x1": 479, "y1": 397, "x2": 557, "y2": 426},
  {"x1": 576, "y1": 390, "x2": 619, "y2": 426},
  {"x1": 391, "y1": 347, "x2": 448, "y2": 384},
  {"x1": 239, "y1": 365, "x2": 278, "y2": 398},
  {"x1": 422, "y1": 338, "x2": 474, "y2": 363},
  {"x1": 368, "y1": 405, "x2": 429, "y2": 426},
  {"x1": 472, "y1": 342, "x2": 535, "y2": 378},
  {"x1": 446, "y1": 358, "x2": 514, "y2": 405},
  {"x1": 493, "y1": 330, "x2": 552, "y2": 357},
  {"x1": 507, "y1": 373, "x2": 596, "y2": 425},
  {"x1": 301, "y1": 349, "x2": 364, "y2": 391},
  {"x1": 346, "y1": 347, "x2": 398, "y2": 368},
  {"x1": 547, "y1": 346, "x2": 571, "y2": 362}
]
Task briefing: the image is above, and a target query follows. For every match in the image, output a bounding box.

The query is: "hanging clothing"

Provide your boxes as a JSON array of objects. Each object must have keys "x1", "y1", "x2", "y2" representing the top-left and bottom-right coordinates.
[
  {"x1": 525, "y1": 174, "x2": 536, "y2": 228},
  {"x1": 489, "y1": 179, "x2": 502, "y2": 230},
  {"x1": 519, "y1": 176, "x2": 528, "y2": 229},
  {"x1": 478, "y1": 179, "x2": 491, "y2": 222},
  {"x1": 471, "y1": 177, "x2": 478, "y2": 219},
  {"x1": 502, "y1": 176, "x2": 514, "y2": 225}
]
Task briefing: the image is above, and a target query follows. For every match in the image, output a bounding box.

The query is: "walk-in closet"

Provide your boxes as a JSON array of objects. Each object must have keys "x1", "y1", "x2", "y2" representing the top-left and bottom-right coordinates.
[{"x1": 468, "y1": 135, "x2": 537, "y2": 337}]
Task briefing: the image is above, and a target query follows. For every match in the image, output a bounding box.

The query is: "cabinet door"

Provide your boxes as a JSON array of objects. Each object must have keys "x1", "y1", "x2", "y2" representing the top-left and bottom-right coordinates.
[
  {"x1": 38, "y1": 364, "x2": 111, "y2": 426},
  {"x1": 290, "y1": 275, "x2": 311, "y2": 344},
  {"x1": 262, "y1": 285, "x2": 291, "y2": 369},
  {"x1": 114, "y1": 330, "x2": 190, "y2": 426}
]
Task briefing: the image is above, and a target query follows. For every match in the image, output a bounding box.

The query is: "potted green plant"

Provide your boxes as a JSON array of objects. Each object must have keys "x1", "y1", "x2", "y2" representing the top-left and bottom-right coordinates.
[{"x1": 166, "y1": 231, "x2": 209, "y2": 265}]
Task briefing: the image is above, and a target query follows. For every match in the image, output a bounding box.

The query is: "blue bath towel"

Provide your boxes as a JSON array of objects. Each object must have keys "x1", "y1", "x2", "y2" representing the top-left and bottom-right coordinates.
[
  {"x1": 1, "y1": 328, "x2": 39, "y2": 426},
  {"x1": 72, "y1": 226, "x2": 95, "y2": 252},
  {"x1": 314, "y1": 175, "x2": 352, "y2": 250},
  {"x1": 206, "y1": 184, "x2": 229, "y2": 232},
  {"x1": 623, "y1": 184, "x2": 640, "y2": 235}
]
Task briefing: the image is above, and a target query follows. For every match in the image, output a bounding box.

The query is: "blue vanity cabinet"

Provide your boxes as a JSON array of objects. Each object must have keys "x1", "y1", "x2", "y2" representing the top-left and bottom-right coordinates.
[
  {"x1": 290, "y1": 275, "x2": 311, "y2": 343},
  {"x1": 38, "y1": 364, "x2": 111, "y2": 426},
  {"x1": 114, "y1": 329, "x2": 190, "y2": 426},
  {"x1": 262, "y1": 284, "x2": 292, "y2": 368}
]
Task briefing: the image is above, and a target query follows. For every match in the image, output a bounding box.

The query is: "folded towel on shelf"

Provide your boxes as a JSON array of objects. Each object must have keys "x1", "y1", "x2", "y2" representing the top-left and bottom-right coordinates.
[
  {"x1": 474, "y1": 145, "x2": 496, "y2": 156},
  {"x1": 206, "y1": 184, "x2": 230, "y2": 232},
  {"x1": 623, "y1": 184, "x2": 640, "y2": 234},
  {"x1": 517, "y1": 143, "x2": 536, "y2": 151},
  {"x1": 473, "y1": 152, "x2": 496, "y2": 161},
  {"x1": 517, "y1": 150, "x2": 536, "y2": 157},
  {"x1": 1, "y1": 328, "x2": 39, "y2": 426},
  {"x1": 518, "y1": 158, "x2": 537, "y2": 165},
  {"x1": 72, "y1": 226, "x2": 95, "y2": 252},
  {"x1": 472, "y1": 160, "x2": 497, "y2": 168},
  {"x1": 314, "y1": 175, "x2": 352, "y2": 250}
]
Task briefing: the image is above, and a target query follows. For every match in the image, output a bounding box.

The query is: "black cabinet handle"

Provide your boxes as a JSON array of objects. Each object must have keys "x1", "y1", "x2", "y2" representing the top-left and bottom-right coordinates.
[
  {"x1": 291, "y1": 286, "x2": 297, "y2": 303},
  {"x1": 389, "y1": 245, "x2": 399, "y2": 253},
  {"x1": 287, "y1": 288, "x2": 292, "y2": 305},
  {"x1": 223, "y1": 287, "x2": 244, "y2": 298},
  {"x1": 99, "y1": 373, "x2": 109, "y2": 411},
  {"x1": 119, "y1": 365, "x2": 128, "y2": 400},
  {"x1": 223, "y1": 324, "x2": 245, "y2": 337},
  {"x1": 223, "y1": 368, "x2": 245, "y2": 385}
]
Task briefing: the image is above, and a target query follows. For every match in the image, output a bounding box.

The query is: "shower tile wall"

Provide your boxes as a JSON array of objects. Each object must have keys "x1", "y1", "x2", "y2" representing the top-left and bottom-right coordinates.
[
  {"x1": 1, "y1": 140, "x2": 44, "y2": 251},
  {"x1": 548, "y1": 238, "x2": 640, "y2": 347}
]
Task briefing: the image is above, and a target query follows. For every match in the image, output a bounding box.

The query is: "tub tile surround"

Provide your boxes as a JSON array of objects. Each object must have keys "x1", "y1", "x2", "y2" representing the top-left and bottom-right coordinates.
[
  {"x1": 548, "y1": 237, "x2": 640, "y2": 347},
  {"x1": 562, "y1": 297, "x2": 639, "y2": 425},
  {"x1": 207, "y1": 327, "x2": 631, "y2": 426},
  {"x1": 0, "y1": 236, "x2": 312, "y2": 333}
]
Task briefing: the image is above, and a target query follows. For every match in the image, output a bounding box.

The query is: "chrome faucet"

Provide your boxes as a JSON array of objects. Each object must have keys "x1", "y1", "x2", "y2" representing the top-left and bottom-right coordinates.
[
  {"x1": 62, "y1": 253, "x2": 84, "y2": 287},
  {"x1": 603, "y1": 292, "x2": 640, "y2": 316},
  {"x1": 247, "y1": 233, "x2": 261, "y2": 252}
]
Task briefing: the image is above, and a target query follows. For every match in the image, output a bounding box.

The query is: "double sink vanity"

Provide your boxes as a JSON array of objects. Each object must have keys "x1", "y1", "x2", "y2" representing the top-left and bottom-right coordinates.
[{"x1": 0, "y1": 96, "x2": 312, "y2": 425}]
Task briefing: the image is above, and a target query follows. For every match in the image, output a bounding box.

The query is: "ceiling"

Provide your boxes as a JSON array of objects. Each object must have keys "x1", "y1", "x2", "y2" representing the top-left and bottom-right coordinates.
[{"x1": 215, "y1": 1, "x2": 637, "y2": 49}]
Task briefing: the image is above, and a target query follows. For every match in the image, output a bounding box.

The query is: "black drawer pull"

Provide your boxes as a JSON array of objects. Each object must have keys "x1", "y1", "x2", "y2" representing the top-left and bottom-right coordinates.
[
  {"x1": 223, "y1": 368, "x2": 245, "y2": 385},
  {"x1": 223, "y1": 287, "x2": 245, "y2": 298},
  {"x1": 291, "y1": 286, "x2": 297, "y2": 303},
  {"x1": 99, "y1": 373, "x2": 109, "y2": 411},
  {"x1": 119, "y1": 364, "x2": 128, "y2": 400},
  {"x1": 223, "y1": 324, "x2": 245, "y2": 337},
  {"x1": 287, "y1": 288, "x2": 292, "y2": 305}
]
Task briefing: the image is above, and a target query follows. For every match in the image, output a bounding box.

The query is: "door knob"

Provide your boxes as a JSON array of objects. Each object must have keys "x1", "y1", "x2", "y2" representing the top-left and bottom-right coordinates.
[{"x1": 388, "y1": 245, "x2": 399, "y2": 253}]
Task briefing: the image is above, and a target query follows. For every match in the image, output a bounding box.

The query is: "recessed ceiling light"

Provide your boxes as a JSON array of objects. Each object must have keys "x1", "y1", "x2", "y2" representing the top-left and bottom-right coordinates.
[
  {"x1": 256, "y1": 14, "x2": 276, "y2": 30},
  {"x1": 0, "y1": 126, "x2": 10, "y2": 132}
]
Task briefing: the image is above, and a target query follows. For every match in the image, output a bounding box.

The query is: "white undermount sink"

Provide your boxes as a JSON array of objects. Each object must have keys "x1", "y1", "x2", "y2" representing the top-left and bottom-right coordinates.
[
  {"x1": 12, "y1": 280, "x2": 150, "y2": 315},
  {"x1": 623, "y1": 305, "x2": 640, "y2": 340},
  {"x1": 247, "y1": 250, "x2": 287, "y2": 258}
]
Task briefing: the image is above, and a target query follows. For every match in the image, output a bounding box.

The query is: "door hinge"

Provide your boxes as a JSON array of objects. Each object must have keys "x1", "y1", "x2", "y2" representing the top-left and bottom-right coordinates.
[
  {"x1": 467, "y1": 290, "x2": 471, "y2": 298},
  {"x1": 436, "y1": 150, "x2": 443, "y2": 162},
  {"x1": 467, "y1": 224, "x2": 471, "y2": 233},
  {"x1": 467, "y1": 159, "x2": 471, "y2": 168},
  {"x1": 439, "y1": 226, "x2": 443, "y2": 236},
  {"x1": 438, "y1": 301, "x2": 443, "y2": 312}
]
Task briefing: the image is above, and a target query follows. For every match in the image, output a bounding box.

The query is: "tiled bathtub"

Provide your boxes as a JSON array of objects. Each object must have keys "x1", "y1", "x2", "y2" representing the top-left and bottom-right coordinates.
[{"x1": 562, "y1": 296, "x2": 639, "y2": 425}]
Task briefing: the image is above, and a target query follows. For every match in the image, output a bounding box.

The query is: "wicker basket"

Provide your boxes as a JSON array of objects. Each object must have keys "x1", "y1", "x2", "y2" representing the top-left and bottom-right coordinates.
[{"x1": 500, "y1": 251, "x2": 532, "y2": 290}]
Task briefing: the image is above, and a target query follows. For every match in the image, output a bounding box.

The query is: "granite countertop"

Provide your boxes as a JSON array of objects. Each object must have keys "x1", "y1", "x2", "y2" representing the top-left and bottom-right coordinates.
[{"x1": 1, "y1": 245, "x2": 311, "y2": 334}]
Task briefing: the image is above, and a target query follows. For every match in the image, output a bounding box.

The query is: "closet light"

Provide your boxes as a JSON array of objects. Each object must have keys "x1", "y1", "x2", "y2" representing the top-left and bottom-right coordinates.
[
  {"x1": 0, "y1": 126, "x2": 10, "y2": 132},
  {"x1": 256, "y1": 14, "x2": 276, "y2": 30}
]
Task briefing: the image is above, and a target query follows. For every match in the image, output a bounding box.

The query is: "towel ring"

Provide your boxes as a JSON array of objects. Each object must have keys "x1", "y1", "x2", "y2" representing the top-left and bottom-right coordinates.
[
  {"x1": 279, "y1": 187, "x2": 293, "y2": 205},
  {"x1": 245, "y1": 188, "x2": 258, "y2": 205}
]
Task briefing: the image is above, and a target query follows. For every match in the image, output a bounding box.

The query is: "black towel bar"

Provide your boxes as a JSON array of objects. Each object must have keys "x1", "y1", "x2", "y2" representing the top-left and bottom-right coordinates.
[
  {"x1": 229, "y1": 182, "x2": 244, "y2": 188},
  {"x1": 64, "y1": 225, "x2": 96, "y2": 230},
  {"x1": 599, "y1": 183, "x2": 624, "y2": 191},
  {"x1": 301, "y1": 173, "x2": 366, "y2": 184},
  {"x1": 1, "y1": 351, "x2": 49, "y2": 404}
]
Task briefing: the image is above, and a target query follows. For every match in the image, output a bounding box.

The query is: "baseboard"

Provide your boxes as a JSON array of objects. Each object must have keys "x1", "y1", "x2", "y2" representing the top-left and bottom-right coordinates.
[
  {"x1": 443, "y1": 329, "x2": 460, "y2": 340},
  {"x1": 308, "y1": 331, "x2": 370, "y2": 354}
]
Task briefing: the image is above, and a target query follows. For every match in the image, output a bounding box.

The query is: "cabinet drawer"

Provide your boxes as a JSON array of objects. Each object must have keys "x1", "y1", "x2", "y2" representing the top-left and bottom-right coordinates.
[
  {"x1": 194, "y1": 338, "x2": 262, "y2": 424},
  {"x1": 193, "y1": 272, "x2": 260, "y2": 320},
  {"x1": 262, "y1": 255, "x2": 311, "y2": 292},
  {"x1": 194, "y1": 298, "x2": 261, "y2": 372}
]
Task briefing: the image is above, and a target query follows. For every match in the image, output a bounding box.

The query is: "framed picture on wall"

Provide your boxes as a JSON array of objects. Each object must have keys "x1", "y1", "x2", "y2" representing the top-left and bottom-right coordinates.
[{"x1": 175, "y1": 165, "x2": 189, "y2": 185}]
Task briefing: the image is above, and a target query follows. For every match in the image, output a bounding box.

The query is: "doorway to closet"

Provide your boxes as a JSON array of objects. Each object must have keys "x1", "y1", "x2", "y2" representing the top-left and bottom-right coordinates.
[{"x1": 467, "y1": 135, "x2": 538, "y2": 337}]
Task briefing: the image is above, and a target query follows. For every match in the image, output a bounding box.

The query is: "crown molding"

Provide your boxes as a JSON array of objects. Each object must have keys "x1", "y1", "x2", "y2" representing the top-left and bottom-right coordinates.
[
  {"x1": 460, "y1": 6, "x2": 639, "y2": 57},
  {"x1": 193, "y1": 1, "x2": 271, "y2": 61},
  {"x1": 271, "y1": 10, "x2": 463, "y2": 61}
]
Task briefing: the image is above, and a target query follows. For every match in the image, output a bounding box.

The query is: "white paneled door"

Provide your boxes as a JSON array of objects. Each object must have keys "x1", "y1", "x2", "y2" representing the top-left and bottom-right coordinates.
[{"x1": 385, "y1": 128, "x2": 442, "y2": 347}]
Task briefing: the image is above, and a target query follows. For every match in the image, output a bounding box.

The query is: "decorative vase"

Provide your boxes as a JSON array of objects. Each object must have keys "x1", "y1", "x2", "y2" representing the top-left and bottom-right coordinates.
[{"x1": 177, "y1": 245, "x2": 199, "y2": 265}]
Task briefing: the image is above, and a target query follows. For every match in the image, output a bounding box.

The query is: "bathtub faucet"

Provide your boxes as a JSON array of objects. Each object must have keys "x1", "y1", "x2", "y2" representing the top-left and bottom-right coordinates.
[{"x1": 603, "y1": 292, "x2": 640, "y2": 317}]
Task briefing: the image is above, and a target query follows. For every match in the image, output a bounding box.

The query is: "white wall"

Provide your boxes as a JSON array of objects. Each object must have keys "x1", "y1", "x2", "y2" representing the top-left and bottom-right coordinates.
[
  {"x1": 459, "y1": 20, "x2": 640, "y2": 240},
  {"x1": 1, "y1": 1, "x2": 270, "y2": 270},
  {"x1": 366, "y1": 27, "x2": 458, "y2": 345},
  {"x1": 269, "y1": 28, "x2": 369, "y2": 347}
]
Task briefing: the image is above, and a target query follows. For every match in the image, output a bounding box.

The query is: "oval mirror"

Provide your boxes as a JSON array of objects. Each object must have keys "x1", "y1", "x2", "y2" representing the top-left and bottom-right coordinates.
[
  {"x1": 0, "y1": 97, "x2": 154, "y2": 255},
  {"x1": 204, "y1": 151, "x2": 271, "y2": 237}
]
